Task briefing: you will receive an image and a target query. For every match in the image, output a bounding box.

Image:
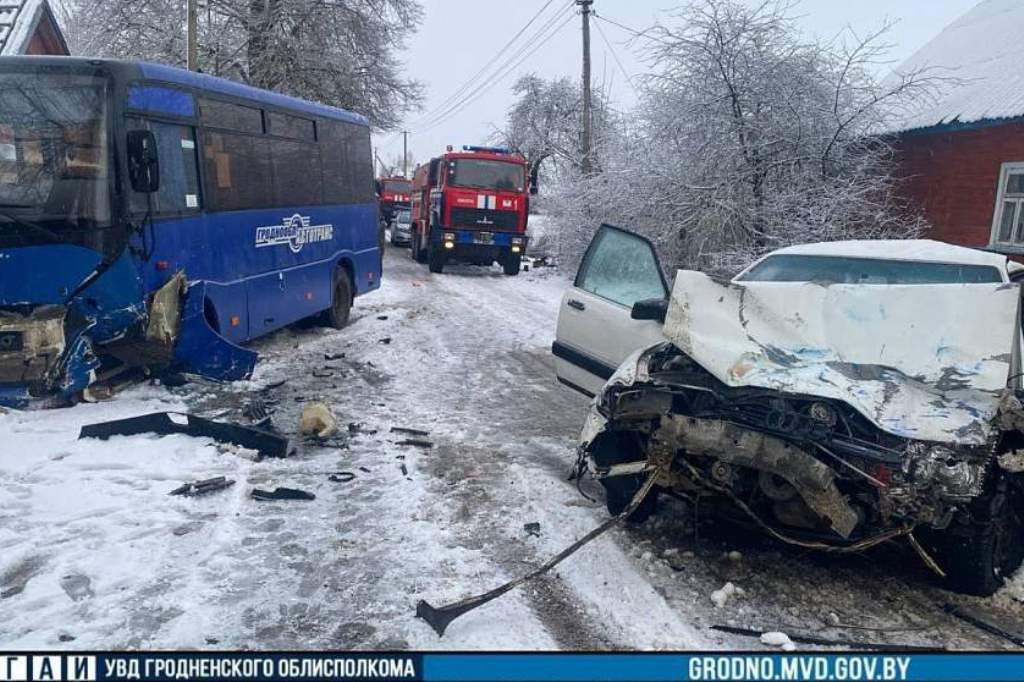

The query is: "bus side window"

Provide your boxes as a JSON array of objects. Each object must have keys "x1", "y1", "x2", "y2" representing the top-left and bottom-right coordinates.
[{"x1": 128, "y1": 118, "x2": 201, "y2": 214}]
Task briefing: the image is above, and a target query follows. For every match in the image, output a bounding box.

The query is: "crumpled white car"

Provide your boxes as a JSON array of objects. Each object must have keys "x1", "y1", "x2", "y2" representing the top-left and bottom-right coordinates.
[{"x1": 553, "y1": 225, "x2": 1024, "y2": 595}]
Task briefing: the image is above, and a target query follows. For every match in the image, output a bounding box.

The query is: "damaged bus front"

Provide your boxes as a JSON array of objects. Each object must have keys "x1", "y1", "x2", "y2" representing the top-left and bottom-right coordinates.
[
  {"x1": 554, "y1": 228, "x2": 1024, "y2": 596},
  {"x1": 0, "y1": 58, "x2": 379, "y2": 407}
]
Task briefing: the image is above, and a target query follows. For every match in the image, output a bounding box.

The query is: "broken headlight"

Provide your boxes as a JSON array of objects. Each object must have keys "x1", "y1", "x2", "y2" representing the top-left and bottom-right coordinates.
[{"x1": 903, "y1": 442, "x2": 987, "y2": 500}]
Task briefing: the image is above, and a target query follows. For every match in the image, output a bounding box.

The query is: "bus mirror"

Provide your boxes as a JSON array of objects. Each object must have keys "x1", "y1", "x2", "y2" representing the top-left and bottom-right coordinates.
[{"x1": 127, "y1": 130, "x2": 160, "y2": 193}]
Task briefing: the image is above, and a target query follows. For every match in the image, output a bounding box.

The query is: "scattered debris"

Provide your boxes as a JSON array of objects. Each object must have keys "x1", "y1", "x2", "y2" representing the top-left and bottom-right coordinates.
[
  {"x1": 391, "y1": 426, "x2": 430, "y2": 437},
  {"x1": 79, "y1": 412, "x2": 289, "y2": 459},
  {"x1": 159, "y1": 373, "x2": 189, "y2": 388},
  {"x1": 711, "y1": 581, "x2": 744, "y2": 608},
  {"x1": 172, "y1": 522, "x2": 204, "y2": 536},
  {"x1": 312, "y1": 369, "x2": 335, "y2": 378},
  {"x1": 416, "y1": 470, "x2": 659, "y2": 637},
  {"x1": 324, "y1": 353, "x2": 346, "y2": 361},
  {"x1": 379, "y1": 337, "x2": 392, "y2": 345},
  {"x1": 711, "y1": 625, "x2": 944, "y2": 652},
  {"x1": 328, "y1": 472, "x2": 356, "y2": 483},
  {"x1": 260, "y1": 379, "x2": 287, "y2": 391},
  {"x1": 169, "y1": 477, "x2": 235, "y2": 497},
  {"x1": 243, "y1": 398, "x2": 272, "y2": 428},
  {"x1": 205, "y1": 637, "x2": 220, "y2": 645},
  {"x1": 299, "y1": 403, "x2": 338, "y2": 439},
  {"x1": 251, "y1": 487, "x2": 316, "y2": 501},
  {"x1": 58, "y1": 634, "x2": 75, "y2": 643},
  {"x1": 523, "y1": 522, "x2": 541, "y2": 537},
  {"x1": 377, "y1": 315, "x2": 389, "y2": 320},
  {"x1": 760, "y1": 631, "x2": 796, "y2": 652},
  {"x1": 348, "y1": 422, "x2": 378, "y2": 435},
  {"x1": 400, "y1": 463, "x2": 409, "y2": 477},
  {"x1": 396, "y1": 439, "x2": 433, "y2": 449},
  {"x1": 359, "y1": 466, "x2": 371, "y2": 473},
  {"x1": 944, "y1": 603, "x2": 1024, "y2": 647}
]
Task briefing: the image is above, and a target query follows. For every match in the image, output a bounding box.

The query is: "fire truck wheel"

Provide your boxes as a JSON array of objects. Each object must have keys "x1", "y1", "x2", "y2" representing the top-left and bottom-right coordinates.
[
  {"x1": 326, "y1": 268, "x2": 353, "y2": 329},
  {"x1": 502, "y1": 253, "x2": 521, "y2": 276},
  {"x1": 428, "y1": 242, "x2": 445, "y2": 274}
]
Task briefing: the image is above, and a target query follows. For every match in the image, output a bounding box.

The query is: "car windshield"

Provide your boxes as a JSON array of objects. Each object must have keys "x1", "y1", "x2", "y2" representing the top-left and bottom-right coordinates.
[
  {"x1": 449, "y1": 159, "x2": 524, "y2": 192},
  {"x1": 396, "y1": 210, "x2": 410, "y2": 223},
  {"x1": 737, "y1": 254, "x2": 1004, "y2": 285},
  {"x1": 0, "y1": 72, "x2": 112, "y2": 250}
]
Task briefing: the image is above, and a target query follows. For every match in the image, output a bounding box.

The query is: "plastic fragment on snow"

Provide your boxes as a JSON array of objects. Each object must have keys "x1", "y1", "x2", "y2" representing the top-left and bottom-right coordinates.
[
  {"x1": 711, "y1": 581, "x2": 744, "y2": 608},
  {"x1": 251, "y1": 487, "x2": 315, "y2": 501},
  {"x1": 299, "y1": 403, "x2": 337, "y2": 438},
  {"x1": 761, "y1": 631, "x2": 796, "y2": 651}
]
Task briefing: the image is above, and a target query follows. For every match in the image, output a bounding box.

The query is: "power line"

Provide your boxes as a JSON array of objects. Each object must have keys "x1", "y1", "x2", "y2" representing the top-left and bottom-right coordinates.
[
  {"x1": 415, "y1": 5, "x2": 576, "y2": 134},
  {"x1": 593, "y1": 13, "x2": 649, "y2": 40},
  {"x1": 411, "y1": 0, "x2": 563, "y2": 129},
  {"x1": 593, "y1": 14, "x2": 638, "y2": 96}
]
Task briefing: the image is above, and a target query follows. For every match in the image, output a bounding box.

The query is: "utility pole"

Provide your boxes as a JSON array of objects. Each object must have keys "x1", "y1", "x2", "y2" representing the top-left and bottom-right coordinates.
[
  {"x1": 187, "y1": 0, "x2": 198, "y2": 71},
  {"x1": 402, "y1": 130, "x2": 409, "y2": 178},
  {"x1": 577, "y1": 0, "x2": 594, "y2": 175}
]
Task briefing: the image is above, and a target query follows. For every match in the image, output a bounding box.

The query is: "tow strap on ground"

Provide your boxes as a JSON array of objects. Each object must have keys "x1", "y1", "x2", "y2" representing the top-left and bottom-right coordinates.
[{"x1": 415, "y1": 468, "x2": 661, "y2": 637}]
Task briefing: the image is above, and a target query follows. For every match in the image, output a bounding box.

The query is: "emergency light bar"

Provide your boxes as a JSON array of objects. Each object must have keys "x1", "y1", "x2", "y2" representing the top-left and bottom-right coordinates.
[{"x1": 462, "y1": 145, "x2": 511, "y2": 155}]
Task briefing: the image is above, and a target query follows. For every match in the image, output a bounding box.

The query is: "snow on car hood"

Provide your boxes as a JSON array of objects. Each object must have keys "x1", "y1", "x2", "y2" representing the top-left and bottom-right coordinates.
[{"x1": 662, "y1": 271, "x2": 1021, "y2": 445}]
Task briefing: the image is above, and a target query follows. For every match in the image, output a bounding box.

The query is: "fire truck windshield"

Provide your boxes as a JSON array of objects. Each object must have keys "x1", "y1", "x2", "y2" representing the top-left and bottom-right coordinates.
[
  {"x1": 383, "y1": 180, "x2": 411, "y2": 193},
  {"x1": 449, "y1": 159, "x2": 524, "y2": 192}
]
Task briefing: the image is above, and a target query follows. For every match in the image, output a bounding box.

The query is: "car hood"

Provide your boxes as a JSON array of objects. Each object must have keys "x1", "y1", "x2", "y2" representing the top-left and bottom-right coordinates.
[{"x1": 661, "y1": 271, "x2": 1021, "y2": 445}]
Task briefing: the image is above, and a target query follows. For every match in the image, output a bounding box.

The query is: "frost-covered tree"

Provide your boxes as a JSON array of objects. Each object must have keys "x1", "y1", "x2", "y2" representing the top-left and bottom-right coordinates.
[
  {"x1": 63, "y1": 0, "x2": 424, "y2": 130},
  {"x1": 544, "y1": 0, "x2": 938, "y2": 275},
  {"x1": 493, "y1": 74, "x2": 613, "y2": 190}
]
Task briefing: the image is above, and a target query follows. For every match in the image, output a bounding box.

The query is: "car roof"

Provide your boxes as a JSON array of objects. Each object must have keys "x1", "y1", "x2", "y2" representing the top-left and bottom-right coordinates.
[{"x1": 760, "y1": 239, "x2": 1010, "y2": 270}]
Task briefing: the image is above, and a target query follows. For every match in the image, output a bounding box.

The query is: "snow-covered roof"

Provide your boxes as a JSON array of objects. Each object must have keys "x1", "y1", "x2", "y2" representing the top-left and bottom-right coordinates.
[
  {"x1": 889, "y1": 0, "x2": 1024, "y2": 133},
  {"x1": 0, "y1": 0, "x2": 54, "y2": 56},
  {"x1": 762, "y1": 239, "x2": 1010, "y2": 269}
]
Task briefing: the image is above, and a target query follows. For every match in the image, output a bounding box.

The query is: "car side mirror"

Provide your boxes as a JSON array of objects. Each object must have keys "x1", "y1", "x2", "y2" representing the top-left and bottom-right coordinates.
[
  {"x1": 127, "y1": 129, "x2": 160, "y2": 193},
  {"x1": 631, "y1": 298, "x2": 669, "y2": 322}
]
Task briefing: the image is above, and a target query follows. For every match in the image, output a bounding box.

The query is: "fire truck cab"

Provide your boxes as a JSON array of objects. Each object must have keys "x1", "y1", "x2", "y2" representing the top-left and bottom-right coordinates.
[
  {"x1": 377, "y1": 176, "x2": 412, "y2": 225},
  {"x1": 409, "y1": 146, "x2": 530, "y2": 276}
]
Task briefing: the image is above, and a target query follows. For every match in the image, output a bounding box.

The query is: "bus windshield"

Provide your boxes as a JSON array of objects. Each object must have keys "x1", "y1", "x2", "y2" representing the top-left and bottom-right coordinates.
[
  {"x1": 449, "y1": 159, "x2": 524, "y2": 192},
  {"x1": 0, "y1": 72, "x2": 112, "y2": 249}
]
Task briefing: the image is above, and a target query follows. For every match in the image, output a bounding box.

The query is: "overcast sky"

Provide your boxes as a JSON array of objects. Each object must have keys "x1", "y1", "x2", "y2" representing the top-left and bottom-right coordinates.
[{"x1": 372, "y1": 0, "x2": 981, "y2": 171}]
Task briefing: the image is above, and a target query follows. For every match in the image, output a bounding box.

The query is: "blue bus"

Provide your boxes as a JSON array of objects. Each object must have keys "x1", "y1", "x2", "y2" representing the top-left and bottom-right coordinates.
[{"x1": 0, "y1": 57, "x2": 381, "y2": 407}]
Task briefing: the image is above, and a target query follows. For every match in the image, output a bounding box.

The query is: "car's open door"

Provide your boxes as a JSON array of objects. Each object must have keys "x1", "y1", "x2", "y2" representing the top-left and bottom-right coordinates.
[{"x1": 553, "y1": 224, "x2": 670, "y2": 396}]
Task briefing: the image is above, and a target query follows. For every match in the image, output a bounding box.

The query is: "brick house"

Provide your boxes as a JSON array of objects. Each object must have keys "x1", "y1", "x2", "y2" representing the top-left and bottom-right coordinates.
[
  {"x1": 0, "y1": 0, "x2": 69, "y2": 56},
  {"x1": 891, "y1": 0, "x2": 1024, "y2": 255}
]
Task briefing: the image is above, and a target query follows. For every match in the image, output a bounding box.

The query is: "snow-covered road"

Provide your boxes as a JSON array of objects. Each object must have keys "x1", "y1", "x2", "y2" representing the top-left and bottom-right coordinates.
[{"x1": 1, "y1": 247, "x2": 1022, "y2": 650}]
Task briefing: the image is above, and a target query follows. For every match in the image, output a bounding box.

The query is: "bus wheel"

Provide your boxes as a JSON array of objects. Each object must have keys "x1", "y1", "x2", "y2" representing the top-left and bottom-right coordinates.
[
  {"x1": 502, "y1": 253, "x2": 522, "y2": 276},
  {"x1": 327, "y1": 268, "x2": 353, "y2": 329},
  {"x1": 428, "y1": 242, "x2": 445, "y2": 274}
]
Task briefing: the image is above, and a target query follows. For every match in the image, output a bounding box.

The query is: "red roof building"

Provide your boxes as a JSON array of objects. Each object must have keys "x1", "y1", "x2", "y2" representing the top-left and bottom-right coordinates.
[{"x1": 891, "y1": 0, "x2": 1024, "y2": 256}]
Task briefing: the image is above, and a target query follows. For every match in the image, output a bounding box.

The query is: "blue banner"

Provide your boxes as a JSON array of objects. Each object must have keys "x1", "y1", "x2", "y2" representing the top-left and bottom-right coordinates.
[{"x1": 3, "y1": 652, "x2": 1024, "y2": 682}]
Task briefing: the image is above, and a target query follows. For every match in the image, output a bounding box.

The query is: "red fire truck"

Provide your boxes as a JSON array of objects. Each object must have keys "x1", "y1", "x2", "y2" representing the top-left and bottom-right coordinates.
[
  {"x1": 409, "y1": 146, "x2": 531, "y2": 276},
  {"x1": 376, "y1": 176, "x2": 412, "y2": 224}
]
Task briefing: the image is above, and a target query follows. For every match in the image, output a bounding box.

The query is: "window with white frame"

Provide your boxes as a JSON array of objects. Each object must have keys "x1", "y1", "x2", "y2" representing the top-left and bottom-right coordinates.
[{"x1": 991, "y1": 162, "x2": 1024, "y2": 248}]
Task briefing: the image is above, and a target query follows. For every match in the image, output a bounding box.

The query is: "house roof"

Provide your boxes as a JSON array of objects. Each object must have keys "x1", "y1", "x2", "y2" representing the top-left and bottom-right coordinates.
[
  {"x1": 890, "y1": 0, "x2": 1024, "y2": 133},
  {"x1": 0, "y1": 0, "x2": 64, "y2": 56}
]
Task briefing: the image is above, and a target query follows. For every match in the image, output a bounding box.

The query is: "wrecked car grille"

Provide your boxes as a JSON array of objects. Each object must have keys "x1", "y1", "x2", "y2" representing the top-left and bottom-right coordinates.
[{"x1": 0, "y1": 331, "x2": 23, "y2": 352}]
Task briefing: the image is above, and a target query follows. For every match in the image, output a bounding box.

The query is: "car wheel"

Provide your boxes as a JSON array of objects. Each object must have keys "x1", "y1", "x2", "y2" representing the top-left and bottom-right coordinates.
[
  {"x1": 326, "y1": 267, "x2": 353, "y2": 329},
  {"x1": 590, "y1": 431, "x2": 658, "y2": 523},
  {"x1": 935, "y1": 473, "x2": 1024, "y2": 596}
]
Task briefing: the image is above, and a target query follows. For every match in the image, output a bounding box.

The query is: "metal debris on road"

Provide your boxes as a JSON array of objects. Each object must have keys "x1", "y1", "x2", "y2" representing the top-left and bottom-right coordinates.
[
  {"x1": 944, "y1": 604, "x2": 1024, "y2": 647},
  {"x1": 251, "y1": 487, "x2": 316, "y2": 501},
  {"x1": 416, "y1": 470, "x2": 660, "y2": 637},
  {"x1": 395, "y1": 439, "x2": 433, "y2": 449},
  {"x1": 377, "y1": 315, "x2": 389, "y2": 320},
  {"x1": 324, "y1": 353, "x2": 346, "y2": 361},
  {"x1": 400, "y1": 463, "x2": 409, "y2": 477},
  {"x1": 78, "y1": 412, "x2": 289, "y2": 459},
  {"x1": 379, "y1": 337, "x2": 392, "y2": 345},
  {"x1": 523, "y1": 522, "x2": 541, "y2": 537},
  {"x1": 328, "y1": 472, "x2": 356, "y2": 483},
  {"x1": 169, "y1": 476, "x2": 235, "y2": 497},
  {"x1": 710, "y1": 625, "x2": 945, "y2": 652},
  {"x1": 391, "y1": 426, "x2": 430, "y2": 437}
]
